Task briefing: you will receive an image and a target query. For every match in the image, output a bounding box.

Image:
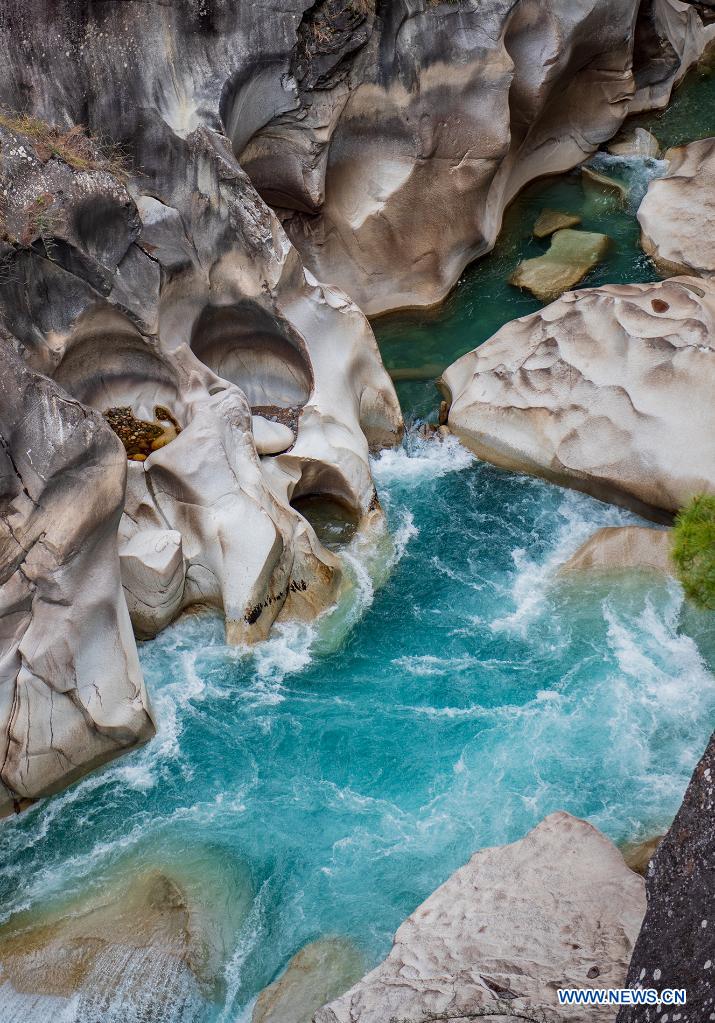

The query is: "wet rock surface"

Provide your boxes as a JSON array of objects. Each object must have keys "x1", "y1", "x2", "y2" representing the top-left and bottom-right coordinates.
[
  {"x1": 509, "y1": 229, "x2": 611, "y2": 304},
  {"x1": 315, "y1": 812, "x2": 645, "y2": 1023},
  {"x1": 253, "y1": 938, "x2": 364, "y2": 1023},
  {"x1": 0, "y1": 846, "x2": 252, "y2": 1021},
  {"x1": 559, "y1": 527, "x2": 674, "y2": 576},
  {"x1": 618, "y1": 731, "x2": 715, "y2": 1023}
]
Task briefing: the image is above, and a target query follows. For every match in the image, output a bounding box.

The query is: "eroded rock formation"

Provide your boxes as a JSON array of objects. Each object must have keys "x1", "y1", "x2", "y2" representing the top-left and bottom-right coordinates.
[
  {"x1": 0, "y1": 117, "x2": 402, "y2": 645},
  {"x1": 240, "y1": 0, "x2": 714, "y2": 314},
  {"x1": 639, "y1": 135, "x2": 715, "y2": 278},
  {"x1": 315, "y1": 812, "x2": 646, "y2": 1023},
  {"x1": 0, "y1": 4, "x2": 403, "y2": 803},
  {"x1": 618, "y1": 731, "x2": 715, "y2": 1023},
  {"x1": 442, "y1": 277, "x2": 715, "y2": 522},
  {"x1": 0, "y1": 344, "x2": 154, "y2": 818}
]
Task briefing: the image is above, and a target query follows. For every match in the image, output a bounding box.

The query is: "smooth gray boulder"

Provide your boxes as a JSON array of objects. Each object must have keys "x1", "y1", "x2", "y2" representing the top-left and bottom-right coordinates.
[
  {"x1": 315, "y1": 812, "x2": 646, "y2": 1023},
  {"x1": 443, "y1": 277, "x2": 715, "y2": 522},
  {"x1": 0, "y1": 343, "x2": 154, "y2": 817}
]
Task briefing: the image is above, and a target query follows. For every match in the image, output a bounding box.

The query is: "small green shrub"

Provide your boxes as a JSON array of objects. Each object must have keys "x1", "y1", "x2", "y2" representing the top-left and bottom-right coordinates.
[{"x1": 672, "y1": 494, "x2": 715, "y2": 610}]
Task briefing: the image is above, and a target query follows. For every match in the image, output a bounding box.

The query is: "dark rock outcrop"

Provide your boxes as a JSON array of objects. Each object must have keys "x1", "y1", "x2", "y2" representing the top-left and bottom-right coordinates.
[{"x1": 618, "y1": 732, "x2": 715, "y2": 1023}]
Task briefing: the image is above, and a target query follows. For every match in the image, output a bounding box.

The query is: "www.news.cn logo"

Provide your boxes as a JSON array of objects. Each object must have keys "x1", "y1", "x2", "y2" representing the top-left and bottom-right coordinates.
[{"x1": 558, "y1": 988, "x2": 687, "y2": 1006}]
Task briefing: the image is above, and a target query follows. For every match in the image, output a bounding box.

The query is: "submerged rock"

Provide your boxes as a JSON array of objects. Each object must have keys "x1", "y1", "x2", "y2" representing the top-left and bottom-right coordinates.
[
  {"x1": 621, "y1": 836, "x2": 665, "y2": 878},
  {"x1": 618, "y1": 732, "x2": 715, "y2": 1022},
  {"x1": 533, "y1": 209, "x2": 583, "y2": 239},
  {"x1": 253, "y1": 938, "x2": 364, "y2": 1023},
  {"x1": 0, "y1": 846, "x2": 252, "y2": 1021},
  {"x1": 638, "y1": 136, "x2": 715, "y2": 278},
  {"x1": 559, "y1": 526, "x2": 674, "y2": 576},
  {"x1": 315, "y1": 812, "x2": 645, "y2": 1023},
  {"x1": 510, "y1": 229, "x2": 610, "y2": 304},
  {"x1": 443, "y1": 276, "x2": 715, "y2": 521},
  {"x1": 607, "y1": 127, "x2": 661, "y2": 159},
  {"x1": 581, "y1": 165, "x2": 630, "y2": 201},
  {"x1": 0, "y1": 343, "x2": 154, "y2": 817}
]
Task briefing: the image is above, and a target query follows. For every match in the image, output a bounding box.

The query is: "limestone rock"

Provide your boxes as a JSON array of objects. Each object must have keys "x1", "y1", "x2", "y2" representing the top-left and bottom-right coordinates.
[
  {"x1": 607, "y1": 127, "x2": 661, "y2": 159},
  {"x1": 443, "y1": 276, "x2": 715, "y2": 521},
  {"x1": 559, "y1": 526, "x2": 674, "y2": 576},
  {"x1": 253, "y1": 938, "x2": 364, "y2": 1023},
  {"x1": 509, "y1": 229, "x2": 611, "y2": 304},
  {"x1": 315, "y1": 812, "x2": 646, "y2": 1023},
  {"x1": 533, "y1": 209, "x2": 583, "y2": 239},
  {"x1": 617, "y1": 731, "x2": 715, "y2": 1022},
  {"x1": 0, "y1": 343, "x2": 154, "y2": 817},
  {"x1": 119, "y1": 529, "x2": 185, "y2": 639},
  {"x1": 638, "y1": 136, "x2": 715, "y2": 278}
]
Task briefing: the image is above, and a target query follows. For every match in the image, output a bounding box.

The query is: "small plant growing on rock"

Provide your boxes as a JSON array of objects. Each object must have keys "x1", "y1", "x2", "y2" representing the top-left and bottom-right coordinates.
[
  {"x1": 0, "y1": 111, "x2": 128, "y2": 178},
  {"x1": 673, "y1": 494, "x2": 715, "y2": 610}
]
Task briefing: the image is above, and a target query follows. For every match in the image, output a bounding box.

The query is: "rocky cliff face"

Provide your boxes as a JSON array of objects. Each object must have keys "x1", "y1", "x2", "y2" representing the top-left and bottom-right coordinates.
[{"x1": 243, "y1": 0, "x2": 714, "y2": 314}]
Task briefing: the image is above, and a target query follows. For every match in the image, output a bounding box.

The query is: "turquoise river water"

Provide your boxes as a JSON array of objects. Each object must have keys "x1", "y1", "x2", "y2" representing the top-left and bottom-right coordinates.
[{"x1": 0, "y1": 60, "x2": 714, "y2": 1023}]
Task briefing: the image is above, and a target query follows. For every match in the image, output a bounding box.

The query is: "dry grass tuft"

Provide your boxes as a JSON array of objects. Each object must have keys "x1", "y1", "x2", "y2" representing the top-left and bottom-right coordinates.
[{"x1": 0, "y1": 112, "x2": 128, "y2": 178}]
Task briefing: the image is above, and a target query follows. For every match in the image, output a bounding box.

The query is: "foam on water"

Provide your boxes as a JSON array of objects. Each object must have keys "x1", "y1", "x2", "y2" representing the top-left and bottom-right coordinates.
[{"x1": 585, "y1": 152, "x2": 668, "y2": 212}]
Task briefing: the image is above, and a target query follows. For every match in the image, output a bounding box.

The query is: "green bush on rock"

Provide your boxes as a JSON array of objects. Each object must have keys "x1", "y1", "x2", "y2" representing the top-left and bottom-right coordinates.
[{"x1": 673, "y1": 495, "x2": 715, "y2": 610}]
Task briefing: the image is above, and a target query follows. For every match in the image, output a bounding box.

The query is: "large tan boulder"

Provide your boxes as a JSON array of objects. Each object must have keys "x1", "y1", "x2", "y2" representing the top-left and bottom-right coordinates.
[
  {"x1": 315, "y1": 812, "x2": 646, "y2": 1023},
  {"x1": 559, "y1": 526, "x2": 674, "y2": 576},
  {"x1": 638, "y1": 136, "x2": 715, "y2": 278},
  {"x1": 442, "y1": 277, "x2": 715, "y2": 521}
]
